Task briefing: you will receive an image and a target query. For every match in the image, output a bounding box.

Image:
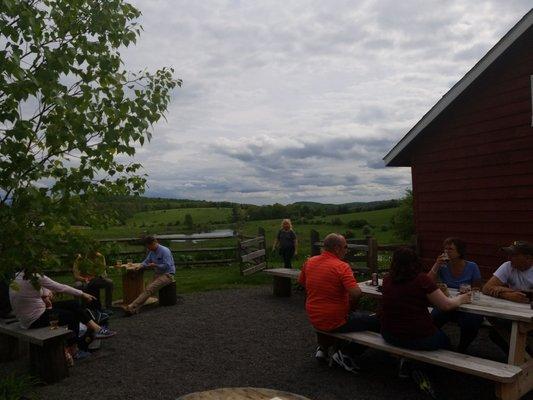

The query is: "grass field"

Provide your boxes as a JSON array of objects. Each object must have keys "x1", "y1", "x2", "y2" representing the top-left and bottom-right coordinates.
[
  {"x1": 53, "y1": 264, "x2": 271, "y2": 301},
  {"x1": 74, "y1": 206, "x2": 405, "y2": 293}
]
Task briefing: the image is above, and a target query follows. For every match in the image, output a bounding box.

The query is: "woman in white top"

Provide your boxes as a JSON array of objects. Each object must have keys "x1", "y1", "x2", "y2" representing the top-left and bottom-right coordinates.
[{"x1": 9, "y1": 270, "x2": 116, "y2": 359}]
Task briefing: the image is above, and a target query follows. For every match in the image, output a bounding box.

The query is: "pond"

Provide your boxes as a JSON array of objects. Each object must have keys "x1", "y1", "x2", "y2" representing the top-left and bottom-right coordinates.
[{"x1": 169, "y1": 229, "x2": 236, "y2": 243}]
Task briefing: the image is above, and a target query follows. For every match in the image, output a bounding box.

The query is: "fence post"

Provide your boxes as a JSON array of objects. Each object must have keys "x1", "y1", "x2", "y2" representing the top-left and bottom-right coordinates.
[
  {"x1": 366, "y1": 236, "x2": 378, "y2": 274},
  {"x1": 310, "y1": 229, "x2": 321, "y2": 256},
  {"x1": 258, "y1": 227, "x2": 267, "y2": 266}
]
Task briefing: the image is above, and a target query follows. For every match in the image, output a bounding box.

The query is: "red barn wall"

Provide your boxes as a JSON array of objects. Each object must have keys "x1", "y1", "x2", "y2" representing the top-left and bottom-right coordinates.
[{"x1": 408, "y1": 26, "x2": 533, "y2": 278}]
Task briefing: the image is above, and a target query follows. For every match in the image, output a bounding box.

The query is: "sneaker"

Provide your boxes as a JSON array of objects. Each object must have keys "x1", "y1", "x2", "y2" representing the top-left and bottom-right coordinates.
[
  {"x1": 329, "y1": 349, "x2": 360, "y2": 374},
  {"x1": 73, "y1": 350, "x2": 91, "y2": 360},
  {"x1": 398, "y1": 357, "x2": 410, "y2": 379},
  {"x1": 315, "y1": 346, "x2": 327, "y2": 364},
  {"x1": 411, "y1": 368, "x2": 437, "y2": 399},
  {"x1": 95, "y1": 327, "x2": 116, "y2": 339}
]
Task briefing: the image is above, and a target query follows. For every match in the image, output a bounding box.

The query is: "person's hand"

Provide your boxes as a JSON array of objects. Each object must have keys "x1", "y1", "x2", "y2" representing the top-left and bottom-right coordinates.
[
  {"x1": 458, "y1": 292, "x2": 472, "y2": 304},
  {"x1": 149, "y1": 262, "x2": 157, "y2": 269},
  {"x1": 81, "y1": 293, "x2": 96, "y2": 303},
  {"x1": 134, "y1": 264, "x2": 142, "y2": 271},
  {"x1": 435, "y1": 254, "x2": 448, "y2": 266},
  {"x1": 502, "y1": 291, "x2": 529, "y2": 303},
  {"x1": 42, "y1": 296, "x2": 53, "y2": 308}
]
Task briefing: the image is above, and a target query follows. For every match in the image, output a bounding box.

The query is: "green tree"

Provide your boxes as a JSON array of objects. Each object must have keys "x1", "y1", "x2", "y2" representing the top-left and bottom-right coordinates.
[
  {"x1": 0, "y1": 0, "x2": 180, "y2": 278},
  {"x1": 391, "y1": 189, "x2": 415, "y2": 241}
]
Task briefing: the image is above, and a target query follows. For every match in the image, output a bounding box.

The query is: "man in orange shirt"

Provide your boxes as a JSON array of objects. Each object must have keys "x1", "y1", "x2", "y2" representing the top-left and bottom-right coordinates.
[{"x1": 299, "y1": 233, "x2": 379, "y2": 371}]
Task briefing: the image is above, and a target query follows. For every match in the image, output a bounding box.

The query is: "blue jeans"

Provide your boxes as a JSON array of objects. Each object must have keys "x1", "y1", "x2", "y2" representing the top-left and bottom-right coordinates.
[
  {"x1": 431, "y1": 308, "x2": 483, "y2": 352},
  {"x1": 382, "y1": 329, "x2": 451, "y2": 351}
]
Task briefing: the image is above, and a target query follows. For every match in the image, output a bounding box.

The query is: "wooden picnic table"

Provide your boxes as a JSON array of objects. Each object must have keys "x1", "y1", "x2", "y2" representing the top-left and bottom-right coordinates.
[{"x1": 361, "y1": 280, "x2": 533, "y2": 399}]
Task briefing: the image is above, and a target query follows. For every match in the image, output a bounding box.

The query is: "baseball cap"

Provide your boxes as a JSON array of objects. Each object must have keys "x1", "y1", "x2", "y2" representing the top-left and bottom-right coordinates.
[{"x1": 501, "y1": 241, "x2": 533, "y2": 256}]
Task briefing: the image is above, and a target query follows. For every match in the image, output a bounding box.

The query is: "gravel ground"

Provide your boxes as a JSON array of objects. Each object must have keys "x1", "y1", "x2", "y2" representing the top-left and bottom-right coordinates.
[{"x1": 5, "y1": 286, "x2": 533, "y2": 400}]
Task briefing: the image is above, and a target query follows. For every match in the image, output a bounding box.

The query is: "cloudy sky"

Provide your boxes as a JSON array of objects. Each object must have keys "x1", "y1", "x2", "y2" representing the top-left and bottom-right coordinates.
[{"x1": 121, "y1": 0, "x2": 532, "y2": 205}]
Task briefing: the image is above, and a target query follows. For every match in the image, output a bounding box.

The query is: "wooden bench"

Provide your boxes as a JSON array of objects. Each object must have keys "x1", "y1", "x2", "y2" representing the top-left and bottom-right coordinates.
[
  {"x1": 321, "y1": 330, "x2": 525, "y2": 400},
  {"x1": 0, "y1": 317, "x2": 72, "y2": 383},
  {"x1": 263, "y1": 268, "x2": 300, "y2": 297}
]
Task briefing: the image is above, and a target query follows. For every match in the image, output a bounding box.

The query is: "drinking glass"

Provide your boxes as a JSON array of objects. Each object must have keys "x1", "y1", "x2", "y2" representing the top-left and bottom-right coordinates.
[
  {"x1": 49, "y1": 312, "x2": 59, "y2": 330},
  {"x1": 459, "y1": 283, "x2": 471, "y2": 294},
  {"x1": 471, "y1": 288, "x2": 480, "y2": 301}
]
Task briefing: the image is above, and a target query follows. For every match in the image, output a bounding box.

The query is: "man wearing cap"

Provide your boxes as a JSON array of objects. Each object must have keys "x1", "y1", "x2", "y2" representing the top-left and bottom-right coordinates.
[{"x1": 482, "y1": 241, "x2": 533, "y2": 303}]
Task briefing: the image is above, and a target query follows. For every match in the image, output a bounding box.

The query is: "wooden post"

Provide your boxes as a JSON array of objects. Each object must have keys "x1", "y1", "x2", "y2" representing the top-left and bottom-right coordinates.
[
  {"x1": 273, "y1": 276, "x2": 292, "y2": 297},
  {"x1": 29, "y1": 339, "x2": 69, "y2": 384},
  {"x1": 0, "y1": 333, "x2": 20, "y2": 361},
  {"x1": 258, "y1": 227, "x2": 267, "y2": 266},
  {"x1": 366, "y1": 236, "x2": 378, "y2": 274},
  {"x1": 310, "y1": 229, "x2": 321, "y2": 256}
]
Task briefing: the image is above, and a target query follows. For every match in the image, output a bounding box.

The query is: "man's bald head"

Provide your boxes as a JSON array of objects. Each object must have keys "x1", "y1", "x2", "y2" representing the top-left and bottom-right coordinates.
[{"x1": 323, "y1": 233, "x2": 347, "y2": 258}]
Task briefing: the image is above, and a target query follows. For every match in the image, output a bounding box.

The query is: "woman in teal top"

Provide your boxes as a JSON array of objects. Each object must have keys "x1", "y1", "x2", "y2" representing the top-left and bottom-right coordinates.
[{"x1": 428, "y1": 237, "x2": 483, "y2": 353}]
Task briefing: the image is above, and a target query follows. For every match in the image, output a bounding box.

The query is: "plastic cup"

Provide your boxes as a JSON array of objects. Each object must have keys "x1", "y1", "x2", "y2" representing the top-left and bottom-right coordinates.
[
  {"x1": 459, "y1": 284, "x2": 471, "y2": 295},
  {"x1": 49, "y1": 313, "x2": 59, "y2": 330},
  {"x1": 472, "y1": 288, "x2": 480, "y2": 301}
]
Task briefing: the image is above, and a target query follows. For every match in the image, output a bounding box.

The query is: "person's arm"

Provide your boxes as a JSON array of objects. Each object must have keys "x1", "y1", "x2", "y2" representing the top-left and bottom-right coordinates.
[
  {"x1": 154, "y1": 249, "x2": 174, "y2": 273},
  {"x1": 428, "y1": 254, "x2": 447, "y2": 282},
  {"x1": 348, "y1": 286, "x2": 362, "y2": 310},
  {"x1": 39, "y1": 275, "x2": 95, "y2": 302},
  {"x1": 427, "y1": 289, "x2": 471, "y2": 311},
  {"x1": 298, "y1": 265, "x2": 306, "y2": 287},
  {"x1": 482, "y1": 276, "x2": 528, "y2": 303}
]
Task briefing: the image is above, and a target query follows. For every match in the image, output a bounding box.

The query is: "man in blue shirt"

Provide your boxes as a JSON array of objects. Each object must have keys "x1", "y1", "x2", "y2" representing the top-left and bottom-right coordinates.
[{"x1": 124, "y1": 236, "x2": 175, "y2": 315}]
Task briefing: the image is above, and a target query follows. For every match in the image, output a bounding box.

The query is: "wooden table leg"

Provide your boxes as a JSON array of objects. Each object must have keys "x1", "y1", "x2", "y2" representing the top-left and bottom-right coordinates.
[
  {"x1": 122, "y1": 269, "x2": 145, "y2": 306},
  {"x1": 509, "y1": 322, "x2": 527, "y2": 366},
  {"x1": 496, "y1": 322, "x2": 533, "y2": 400}
]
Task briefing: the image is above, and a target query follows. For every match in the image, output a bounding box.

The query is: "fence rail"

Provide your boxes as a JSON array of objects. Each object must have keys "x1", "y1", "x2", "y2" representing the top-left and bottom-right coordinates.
[{"x1": 310, "y1": 230, "x2": 412, "y2": 276}]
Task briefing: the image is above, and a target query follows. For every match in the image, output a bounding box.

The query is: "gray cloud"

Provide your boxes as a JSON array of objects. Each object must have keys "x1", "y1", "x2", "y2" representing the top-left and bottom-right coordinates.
[{"x1": 116, "y1": 1, "x2": 532, "y2": 204}]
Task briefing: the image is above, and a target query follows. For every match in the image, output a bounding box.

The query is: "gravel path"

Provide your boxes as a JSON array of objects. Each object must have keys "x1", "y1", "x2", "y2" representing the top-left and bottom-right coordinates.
[{"x1": 12, "y1": 286, "x2": 533, "y2": 399}]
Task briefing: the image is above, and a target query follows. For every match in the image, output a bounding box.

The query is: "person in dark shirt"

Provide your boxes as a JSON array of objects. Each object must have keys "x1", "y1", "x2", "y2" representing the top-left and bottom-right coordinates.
[
  {"x1": 272, "y1": 219, "x2": 298, "y2": 268},
  {"x1": 381, "y1": 247, "x2": 471, "y2": 351}
]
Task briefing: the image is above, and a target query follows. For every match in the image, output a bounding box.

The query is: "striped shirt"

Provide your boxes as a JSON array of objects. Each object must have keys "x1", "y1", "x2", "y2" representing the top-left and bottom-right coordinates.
[{"x1": 298, "y1": 251, "x2": 357, "y2": 331}]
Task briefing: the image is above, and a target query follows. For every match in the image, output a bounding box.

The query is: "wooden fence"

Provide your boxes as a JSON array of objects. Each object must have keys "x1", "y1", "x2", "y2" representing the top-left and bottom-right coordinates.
[
  {"x1": 310, "y1": 229, "x2": 413, "y2": 276},
  {"x1": 238, "y1": 228, "x2": 267, "y2": 276}
]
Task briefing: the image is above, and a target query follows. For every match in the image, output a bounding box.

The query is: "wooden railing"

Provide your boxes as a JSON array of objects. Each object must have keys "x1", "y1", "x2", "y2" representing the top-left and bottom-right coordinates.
[{"x1": 309, "y1": 229, "x2": 413, "y2": 276}]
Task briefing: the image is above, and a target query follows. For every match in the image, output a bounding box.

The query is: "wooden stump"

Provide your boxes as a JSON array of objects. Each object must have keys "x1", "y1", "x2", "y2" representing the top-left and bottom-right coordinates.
[
  {"x1": 122, "y1": 268, "x2": 145, "y2": 306},
  {"x1": 273, "y1": 276, "x2": 291, "y2": 297},
  {"x1": 159, "y1": 281, "x2": 177, "y2": 306},
  {"x1": 29, "y1": 338, "x2": 68, "y2": 384}
]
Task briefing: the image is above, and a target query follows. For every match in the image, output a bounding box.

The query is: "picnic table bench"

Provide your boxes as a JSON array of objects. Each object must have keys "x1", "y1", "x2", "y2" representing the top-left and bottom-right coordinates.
[
  {"x1": 264, "y1": 268, "x2": 533, "y2": 399},
  {"x1": 0, "y1": 317, "x2": 72, "y2": 383},
  {"x1": 357, "y1": 281, "x2": 533, "y2": 400},
  {"x1": 263, "y1": 268, "x2": 300, "y2": 297}
]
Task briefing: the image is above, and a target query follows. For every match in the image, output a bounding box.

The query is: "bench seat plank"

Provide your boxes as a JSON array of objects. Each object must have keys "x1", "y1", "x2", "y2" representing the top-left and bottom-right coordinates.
[
  {"x1": 264, "y1": 268, "x2": 300, "y2": 279},
  {"x1": 0, "y1": 321, "x2": 71, "y2": 346},
  {"x1": 322, "y1": 331, "x2": 522, "y2": 383}
]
